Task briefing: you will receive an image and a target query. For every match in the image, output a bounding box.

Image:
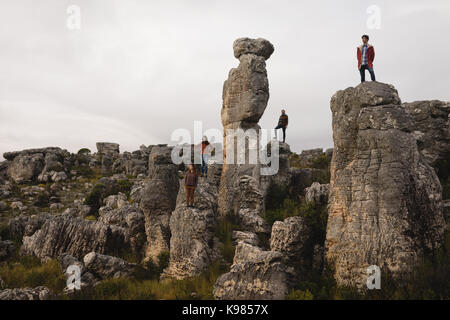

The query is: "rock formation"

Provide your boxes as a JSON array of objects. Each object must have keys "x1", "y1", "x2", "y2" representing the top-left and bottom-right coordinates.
[
  {"x1": 403, "y1": 100, "x2": 449, "y2": 167},
  {"x1": 21, "y1": 214, "x2": 130, "y2": 261},
  {"x1": 213, "y1": 242, "x2": 288, "y2": 300},
  {"x1": 161, "y1": 175, "x2": 220, "y2": 280},
  {"x1": 218, "y1": 37, "x2": 274, "y2": 218},
  {"x1": 304, "y1": 182, "x2": 329, "y2": 205},
  {"x1": 139, "y1": 145, "x2": 179, "y2": 263},
  {"x1": 325, "y1": 81, "x2": 446, "y2": 289},
  {"x1": 0, "y1": 286, "x2": 50, "y2": 300}
]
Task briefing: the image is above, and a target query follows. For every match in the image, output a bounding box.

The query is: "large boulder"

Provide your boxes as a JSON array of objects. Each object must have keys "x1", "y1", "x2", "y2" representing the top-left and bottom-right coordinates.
[
  {"x1": 213, "y1": 242, "x2": 288, "y2": 300},
  {"x1": 83, "y1": 252, "x2": 142, "y2": 280},
  {"x1": 325, "y1": 82, "x2": 446, "y2": 289},
  {"x1": 270, "y1": 216, "x2": 311, "y2": 280}
]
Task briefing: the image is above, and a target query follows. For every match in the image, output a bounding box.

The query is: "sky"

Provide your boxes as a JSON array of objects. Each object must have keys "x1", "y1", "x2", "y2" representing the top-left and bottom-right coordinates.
[{"x1": 1, "y1": 0, "x2": 449, "y2": 160}]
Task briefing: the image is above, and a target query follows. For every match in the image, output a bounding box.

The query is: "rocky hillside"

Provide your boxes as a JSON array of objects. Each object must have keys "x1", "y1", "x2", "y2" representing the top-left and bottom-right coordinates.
[{"x1": 0, "y1": 38, "x2": 449, "y2": 300}]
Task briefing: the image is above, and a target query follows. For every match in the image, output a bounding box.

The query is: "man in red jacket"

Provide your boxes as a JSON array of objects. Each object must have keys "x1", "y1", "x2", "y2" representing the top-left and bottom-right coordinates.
[{"x1": 357, "y1": 34, "x2": 376, "y2": 83}]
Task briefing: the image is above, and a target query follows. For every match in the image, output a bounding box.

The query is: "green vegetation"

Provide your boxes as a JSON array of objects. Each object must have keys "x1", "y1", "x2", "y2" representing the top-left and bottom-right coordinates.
[
  {"x1": 288, "y1": 231, "x2": 450, "y2": 300},
  {"x1": 435, "y1": 155, "x2": 450, "y2": 200},
  {"x1": 215, "y1": 217, "x2": 241, "y2": 264},
  {"x1": 77, "y1": 148, "x2": 91, "y2": 155},
  {"x1": 0, "y1": 256, "x2": 66, "y2": 293},
  {"x1": 69, "y1": 262, "x2": 226, "y2": 300},
  {"x1": 84, "y1": 178, "x2": 133, "y2": 217}
]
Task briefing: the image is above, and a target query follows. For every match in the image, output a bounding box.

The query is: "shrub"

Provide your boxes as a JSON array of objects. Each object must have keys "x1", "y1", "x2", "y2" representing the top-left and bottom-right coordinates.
[
  {"x1": 265, "y1": 183, "x2": 289, "y2": 211},
  {"x1": 84, "y1": 183, "x2": 106, "y2": 217},
  {"x1": 287, "y1": 289, "x2": 314, "y2": 300},
  {"x1": 117, "y1": 179, "x2": 133, "y2": 198},
  {"x1": 264, "y1": 198, "x2": 300, "y2": 226},
  {"x1": 77, "y1": 148, "x2": 91, "y2": 155}
]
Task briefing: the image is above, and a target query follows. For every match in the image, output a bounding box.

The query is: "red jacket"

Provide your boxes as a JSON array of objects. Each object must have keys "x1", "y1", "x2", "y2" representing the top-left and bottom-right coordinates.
[{"x1": 357, "y1": 44, "x2": 375, "y2": 69}]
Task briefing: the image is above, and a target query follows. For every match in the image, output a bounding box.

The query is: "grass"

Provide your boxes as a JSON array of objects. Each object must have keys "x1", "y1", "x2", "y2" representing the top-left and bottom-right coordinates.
[
  {"x1": 69, "y1": 262, "x2": 226, "y2": 300},
  {"x1": 0, "y1": 256, "x2": 66, "y2": 293}
]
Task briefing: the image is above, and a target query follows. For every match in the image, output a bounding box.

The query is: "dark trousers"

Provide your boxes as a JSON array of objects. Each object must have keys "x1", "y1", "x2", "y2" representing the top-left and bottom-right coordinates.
[
  {"x1": 274, "y1": 125, "x2": 286, "y2": 142},
  {"x1": 185, "y1": 186, "x2": 195, "y2": 206},
  {"x1": 201, "y1": 154, "x2": 208, "y2": 175},
  {"x1": 360, "y1": 64, "x2": 376, "y2": 82}
]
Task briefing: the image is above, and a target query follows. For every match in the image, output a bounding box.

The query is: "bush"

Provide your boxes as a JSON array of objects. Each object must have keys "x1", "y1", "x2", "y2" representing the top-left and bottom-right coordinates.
[
  {"x1": 265, "y1": 183, "x2": 289, "y2": 211},
  {"x1": 84, "y1": 183, "x2": 106, "y2": 217},
  {"x1": 0, "y1": 224, "x2": 10, "y2": 240},
  {"x1": 215, "y1": 218, "x2": 241, "y2": 264},
  {"x1": 264, "y1": 198, "x2": 300, "y2": 226},
  {"x1": 77, "y1": 148, "x2": 91, "y2": 155},
  {"x1": 287, "y1": 289, "x2": 314, "y2": 300},
  {"x1": 117, "y1": 179, "x2": 133, "y2": 198}
]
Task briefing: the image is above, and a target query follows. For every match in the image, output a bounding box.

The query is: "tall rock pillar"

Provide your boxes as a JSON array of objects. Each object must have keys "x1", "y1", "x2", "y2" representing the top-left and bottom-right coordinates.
[{"x1": 218, "y1": 38, "x2": 274, "y2": 218}]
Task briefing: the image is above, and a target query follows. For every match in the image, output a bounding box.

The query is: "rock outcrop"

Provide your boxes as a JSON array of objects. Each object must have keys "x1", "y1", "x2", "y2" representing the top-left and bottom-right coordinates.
[
  {"x1": 304, "y1": 182, "x2": 329, "y2": 205},
  {"x1": 213, "y1": 242, "x2": 288, "y2": 300},
  {"x1": 83, "y1": 252, "x2": 142, "y2": 280},
  {"x1": 218, "y1": 37, "x2": 274, "y2": 218},
  {"x1": 21, "y1": 214, "x2": 130, "y2": 261},
  {"x1": 0, "y1": 286, "x2": 50, "y2": 300},
  {"x1": 403, "y1": 100, "x2": 449, "y2": 167},
  {"x1": 325, "y1": 81, "x2": 446, "y2": 289},
  {"x1": 140, "y1": 145, "x2": 179, "y2": 263},
  {"x1": 4, "y1": 147, "x2": 70, "y2": 184}
]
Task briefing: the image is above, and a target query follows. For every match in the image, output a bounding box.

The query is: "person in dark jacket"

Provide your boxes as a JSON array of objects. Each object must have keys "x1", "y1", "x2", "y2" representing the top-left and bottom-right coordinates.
[
  {"x1": 184, "y1": 164, "x2": 198, "y2": 207},
  {"x1": 274, "y1": 109, "x2": 288, "y2": 143},
  {"x1": 200, "y1": 136, "x2": 210, "y2": 177}
]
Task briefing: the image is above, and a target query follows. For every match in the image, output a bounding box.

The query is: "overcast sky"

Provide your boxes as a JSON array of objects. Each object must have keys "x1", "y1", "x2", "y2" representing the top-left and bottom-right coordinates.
[{"x1": 1, "y1": 0, "x2": 449, "y2": 160}]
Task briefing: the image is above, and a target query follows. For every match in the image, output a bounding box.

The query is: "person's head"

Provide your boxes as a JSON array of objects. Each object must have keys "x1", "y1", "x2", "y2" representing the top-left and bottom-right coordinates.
[
  {"x1": 202, "y1": 135, "x2": 208, "y2": 142},
  {"x1": 188, "y1": 164, "x2": 195, "y2": 172},
  {"x1": 281, "y1": 109, "x2": 286, "y2": 115},
  {"x1": 362, "y1": 34, "x2": 369, "y2": 44}
]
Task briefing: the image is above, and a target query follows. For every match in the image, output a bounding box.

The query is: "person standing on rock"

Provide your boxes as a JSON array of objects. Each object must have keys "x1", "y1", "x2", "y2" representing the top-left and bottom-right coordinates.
[
  {"x1": 357, "y1": 34, "x2": 376, "y2": 83},
  {"x1": 184, "y1": 164, "x2": 198, "y2": 207},
  {"x1": 274, "y1": 109, "x2": 288, "y2": 143},
  {"x1": 200, "y1": 136, "x2": 210, "y2": 177}
]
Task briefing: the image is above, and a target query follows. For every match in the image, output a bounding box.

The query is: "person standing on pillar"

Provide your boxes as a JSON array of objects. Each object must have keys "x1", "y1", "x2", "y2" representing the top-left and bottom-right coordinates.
[
  {"x1": 357, "y1": 34, "x2": 376, "y2": 83},
  {"x1": 274, "y1": 109, "x2": 288, "y2": 143}
]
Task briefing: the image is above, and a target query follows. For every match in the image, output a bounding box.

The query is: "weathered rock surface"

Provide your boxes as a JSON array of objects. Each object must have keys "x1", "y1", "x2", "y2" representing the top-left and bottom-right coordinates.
[
  {"x1": 83, "y1": 252, "x2": 141, "y2": 280},
  {"x1": 213, "y1": 242, "x2": 288, "y2": 300},
  {"x1": 270, "y1": 216, "x2": 311, "y2": 280},
  {"x1": 0, "y1": 286, "x2": 50, "y2": 300},
  {"x1": 8, "y1": 214, "x2": 51, "y2": 240},
  {"x1": 4, "y1": 147, "x2": 70, "y2": 184},
  {"x1": 218, "y1": 37, "x2": 274, "y2": 218},
  {"x1": 58, "y1": 254, "x2": 97, "y2": 290},
  {"x1": 325, "y1": 81, "x2": 446, "y2": 289},
  {"x1": 140, "y1": 145, "x2": 179, "y2": 263},
  {"x1": 232, "y1": 231, "x2": 261, "y2": 247},
  {"x1": 161, "y1": 204, "x2": 220, "y2": 280},
  {"x1": 21, "y1": 214, "x2": 129, "y2": 261},
  {"x1": 403, "y1": 100, "x2": 450, "y2": 167},
  {"x1": 304, "y1": 182, "x2": 329, "y2": 205}
]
